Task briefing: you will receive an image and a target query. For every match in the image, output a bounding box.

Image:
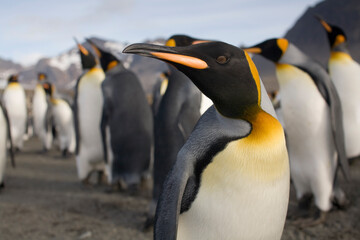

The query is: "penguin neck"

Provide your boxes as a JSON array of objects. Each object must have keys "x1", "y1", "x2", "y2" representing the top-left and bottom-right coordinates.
[
  {"x1": 106, "y1": 62, "x2": 125, "y2": 73},
  {"x1": 86, "y1": 67, "x2": 102, "y2": 74},
  {"x1": 331, "y1": 43, "x2": 350, "y2": 55},
  {"x1": 215, "y1": 103, "x2": 262, "y2": 122}
]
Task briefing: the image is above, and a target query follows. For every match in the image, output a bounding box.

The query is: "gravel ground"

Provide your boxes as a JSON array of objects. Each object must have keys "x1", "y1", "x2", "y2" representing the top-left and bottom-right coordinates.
[{"x1": 0, "y1": 137, "x2": 359, "y2": 240}]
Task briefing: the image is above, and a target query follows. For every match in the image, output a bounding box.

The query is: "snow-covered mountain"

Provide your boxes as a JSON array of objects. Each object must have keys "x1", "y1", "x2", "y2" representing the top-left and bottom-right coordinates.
[{"x1": 0, "y1": 36, "x2": 168, "y2": 96}]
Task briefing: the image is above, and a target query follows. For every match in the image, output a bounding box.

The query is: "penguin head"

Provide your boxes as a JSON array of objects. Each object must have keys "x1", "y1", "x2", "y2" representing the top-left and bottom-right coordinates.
[
  {"x1": 8, "y1": 74, "x2": 19, "y2": 83},
  {"x1": 74, "y1": 39, "x2": 97, "y2": 70},
  {"x1": 38, "y1": 72, "x2": 47, "y2": 82},
  {"x1": 86, "y1": 39, "x2": 122, "y2": 72},
  {"x1": 42, "y1": 82, "x2": 54, "y2": 96},
  {"x1": 315, "y1": 16, "x2": 347, "y2": 49},
  {"x1": 243, "y1": 38, "x2": 289, "y2": 63},
  {"x1": 123, "y1": 41, "x2": 262, "y2": 118},
  {"x1": 165, "y1": 34, "x2": 210, "y2": 47}
]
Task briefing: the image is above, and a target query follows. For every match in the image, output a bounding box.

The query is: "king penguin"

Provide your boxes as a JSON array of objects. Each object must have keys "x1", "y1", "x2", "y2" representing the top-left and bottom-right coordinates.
[
  {"x1": 33, "y1": 72, "x2": 53, "y2": 152},
  {"x1": 43, "y1": 83, "x2": 75, "y2": 157},
  {"x1": 0, "y1": 101, "x2": 15, "y2": 190},
  {"x1": 2, "y1": 74, "x2": 27, "y2": 151},
  {"x1": 316, "y1": 16, "x2": 360, "y2": 160},
  {"x1": 87, "y1": 39, "x2": 153, "y2": 190},
  {"x1": 74, "y1": 40, "x2": 106, "y2": 184},
  {"x1": 123, "y1": 41, "x2": 290, "y2": 239},
  {"x1": 145, "y1": 35, "x2": 203, "y2": 227},
  {"x1": 245, "y1": 38, "x2": 350, "y2": 225}
]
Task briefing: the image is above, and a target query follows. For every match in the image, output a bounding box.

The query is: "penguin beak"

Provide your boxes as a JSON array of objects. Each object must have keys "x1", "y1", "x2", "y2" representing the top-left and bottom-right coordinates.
[
  {"x1": 123, "y1": 43, "x2": 208, "y2": 69},
  {"x1": 315, "y1": 15, "x2": 332, "y2": 33}
]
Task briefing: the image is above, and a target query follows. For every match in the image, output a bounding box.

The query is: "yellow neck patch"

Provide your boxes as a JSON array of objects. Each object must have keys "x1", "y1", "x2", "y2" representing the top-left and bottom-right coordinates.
[
  {"x1": 8, "y1": 82, "x2": 20, "y2": 88},
  {"x1": 330, "y1": 51, "x2": 352, "y2": 62},
  {"x1": 244, "y1": 52, "x2": 261, "y2": 106},
  {"x1": 205, "y1": 110, "x2": 288, "y2": 183}
]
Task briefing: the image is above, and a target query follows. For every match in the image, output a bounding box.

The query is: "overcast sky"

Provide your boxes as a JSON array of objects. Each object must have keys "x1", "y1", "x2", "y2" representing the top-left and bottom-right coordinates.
[{"x1": 0, "y1": 0, "x2": 319, "y2": 66}]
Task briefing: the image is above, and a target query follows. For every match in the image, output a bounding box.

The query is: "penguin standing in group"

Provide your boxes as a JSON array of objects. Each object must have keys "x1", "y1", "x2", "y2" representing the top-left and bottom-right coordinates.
[
  {"x1": 145, "y1": 35, "x2": 202, "y2": 227},
  {"x1": 33, "y1": 72, "x2": 53, "y2": 152},
  {"x1": 0, "y1": 101, "x2": 15, "y2": 190},
  {"x1": 151, "y1": 71, "x2": 169, "y2": 117},
  {"x1": 2, "y1": 75, "x2": 27, "y2": 151},
  {"x1": 87, "y1": 39, "x2": 153, "y2": 190},
  {"x1": 316, "y1": 16, "x2": 360, "y2": 160},
  {"x1": 43, "y1": 83, "x2": 75, "y2": 157},
  {"x1": 245, "y1": 38, "x2": 350, "y2": 225},
  {"x1": 74, "y1": 40, "x2": 106, "y2": 185},
  {"x1": 124, "y1": 41, "x2": 290, "y2": 239}
]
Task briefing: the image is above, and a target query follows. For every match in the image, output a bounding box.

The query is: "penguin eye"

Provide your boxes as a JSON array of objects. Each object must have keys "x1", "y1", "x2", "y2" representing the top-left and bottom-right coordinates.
[{"x1": 216, "y1": 56, "x2": 229, "y2": 64}]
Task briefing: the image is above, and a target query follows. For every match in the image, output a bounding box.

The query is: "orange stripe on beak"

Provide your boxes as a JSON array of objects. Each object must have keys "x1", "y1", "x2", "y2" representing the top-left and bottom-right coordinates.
[
  {"x1": 151, "y1": 52, "x2": 208, "y2": 69},
  {"x1": 244, "y1": 47, "x2": 262, "y2": 54},
  {"x1": 78, "y1": 44, "x2": 89, "y2": 55},
  {"x1": 192, "y1": 40, "x2": 210, "y2": 45},
  {"x1": 319, "y1": 19, "x2": 332, "y2": 32}
]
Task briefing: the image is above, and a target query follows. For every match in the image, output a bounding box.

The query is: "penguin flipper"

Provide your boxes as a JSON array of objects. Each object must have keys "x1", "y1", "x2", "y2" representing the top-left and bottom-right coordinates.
[
  {"x1": 100, "y1": 106, "x2": 109, "y2": 163},
  {"x1": 154, "y1": 107, "x2": 251, "y2": 240},
  {"x1": 1, "y1": 103, "x2": 15, "y2": 168},
  {"x1": 73, "y1": 77, "x2": 81, "y2": 155},
  {"x1": 44, "y1": 100, "x2": 53, "y2": 133}
]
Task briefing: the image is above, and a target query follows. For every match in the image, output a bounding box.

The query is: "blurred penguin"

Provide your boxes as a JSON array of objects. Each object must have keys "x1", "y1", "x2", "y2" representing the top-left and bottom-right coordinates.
[
  {"x1": 151, "y1": 71, "x2": 169, "y2": 117},
  {"x1": 316, "y1": 16, "x2": 360, "y2": 161},
  {"x1": 74, "y1": 40, "x2": 106, "y2": 184},
  {"x1": 87, "y1": 39, "x2": 153, "y2": 191},
  {"x1": 145, "y1": 35, "x2": 202, "y2": 228},
  {"x1": 43, "y1": 83, "x2": 75, "y2": 157},
  {"x1": 245, "y1": 38, "x2": 350, "y2": 226},
  {"x1": 33, "y1": 72, "x2": 53, "y2": 152},
  {"x1": 2, "y1": 74, "x2": 27, "y2": 151},
  {"x1": 0, "y1": 101, "x2": 15, "y2": 190}
]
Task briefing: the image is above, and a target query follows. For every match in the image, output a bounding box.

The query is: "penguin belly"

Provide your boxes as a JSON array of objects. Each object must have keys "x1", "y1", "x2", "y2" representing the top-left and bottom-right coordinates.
[
  {"x1": 0, "y1": 107, "x2": 8, "y2": 184},
  {"x1": 276, "y1": 64, "x2": 337, "y2": 211},
  {"x1": 178, "y1": 112, "x2": 289, "y2": 240},
  {"x1": 329, "y1": 52, "x2": 360, "y2": 158},
  {"x1": 52, "y1": 99, "x2": 75, "y2": 152},
  {"x1": 33, "y1": 84, "x2": 52, "y2": 149},
  {"x1": 2, "y1": 83, "x2": 27, "y2": 149},
  {"x1": 76, "y1": 69, "x2": 105, "y2": 179}
]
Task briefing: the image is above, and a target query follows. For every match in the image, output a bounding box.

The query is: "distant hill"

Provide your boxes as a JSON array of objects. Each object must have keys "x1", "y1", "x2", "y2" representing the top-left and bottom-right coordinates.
[{"x1": 253, "y1": 0, "x2": 360, "y2": 92}]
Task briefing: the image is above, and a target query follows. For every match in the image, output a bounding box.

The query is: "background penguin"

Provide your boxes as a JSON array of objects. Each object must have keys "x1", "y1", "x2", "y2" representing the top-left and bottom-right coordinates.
[
  {"x1": 33, "y1": 72, "x2": 53, "y2": 152},
  {"x1": 0, "y1": 101, "x2": 15, "y2": 190},
  {"x1": 316, "y1": 16, "x2": 360, "y2": 161},
  {"x1": 2, "y1": 74, "x2": 27, "y2": 151},
  {"x1": 87, "y1": 39, "x2": 153, "y2": 190},
  {"x1": 74, "y1": 40, "x2": 106, "y2": 185},
  {"x1": 145, "y1": 35, "x2": 203, "y2": 228},
  {"x1": 151, "y1": 71, "x2": 169, "y2": 117},
  {"x1": 43, "y1": 83, "x2": 75, "y2": 157},
  {"x1": 245, "y1": 38, "x2": 350, "y2": 226},
  {"x1": 123, "y1": 41, "x2": 290, "y2": 240}
]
